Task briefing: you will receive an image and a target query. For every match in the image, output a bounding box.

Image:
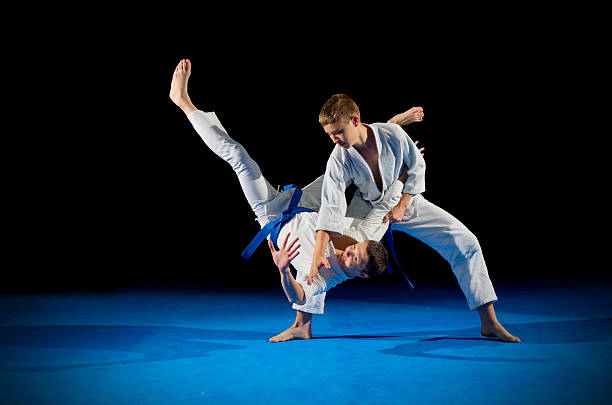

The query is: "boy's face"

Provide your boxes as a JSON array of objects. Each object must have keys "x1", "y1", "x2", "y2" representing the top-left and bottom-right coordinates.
[
  {"x1": 322, "y1": 116, "x2": 360, "y2": 149},
  {"x1": 339, "y1": 242, "x2": 370, "y2": 278}
]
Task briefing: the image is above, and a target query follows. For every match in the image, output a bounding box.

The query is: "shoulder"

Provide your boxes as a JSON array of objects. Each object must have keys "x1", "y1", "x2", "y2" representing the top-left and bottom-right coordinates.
[
  {"x1": 368, "y1": 122, "x2": 406, "y2": 149},
  {"x1": 327, "y1": 144, "x2": 351, "y2": 165},
  {"x1": 369, "y1": 122, "x2": 406, "y2": 139}
]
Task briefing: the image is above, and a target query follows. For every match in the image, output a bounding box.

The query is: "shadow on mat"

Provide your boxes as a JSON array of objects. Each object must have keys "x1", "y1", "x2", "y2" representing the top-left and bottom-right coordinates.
[
  {"x1": 420, "y1": 337, "x2": 497, "y2": 342},
  {"x1": 378, "y1": 318, "x2": 612, "y2": 362},
  {"x1": 1, "y1": 319, "x2": 610, "y2": 370},
  {"x1": 0, "y1": 325, "x2": 264, "y2": 373},
  {"x1": 313, "y1": 335, "x2": 401, "y2": 340}
]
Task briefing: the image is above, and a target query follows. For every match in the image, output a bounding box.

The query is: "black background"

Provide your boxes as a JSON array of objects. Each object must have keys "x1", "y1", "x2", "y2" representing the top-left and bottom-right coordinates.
[{"x1": 4, "y1": 13, "x2": 605, "y2": 292}]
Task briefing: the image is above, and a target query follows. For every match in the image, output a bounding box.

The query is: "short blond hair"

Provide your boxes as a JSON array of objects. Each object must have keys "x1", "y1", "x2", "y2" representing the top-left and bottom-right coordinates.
[{"x1": 318, "y1": 94, "x2": 360, "y2": 126}]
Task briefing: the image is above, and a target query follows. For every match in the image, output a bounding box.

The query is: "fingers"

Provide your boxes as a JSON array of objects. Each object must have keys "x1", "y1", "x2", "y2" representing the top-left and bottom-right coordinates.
[
  {"x1": 323, "y1": 257, "x2": 331, "y2": 269},
  {"x1": 289, "y1": 251, "x2": 300, "y2": 261},
  {"x1": 267, "y1": 240, "x2": 277, "y2": 254},
  {"x1": 287, "y1": 236, "x2": 300, "y2": 252},
  {"x1": 307, "y1": 266, "x2": 318, "y2": 285},
  {"x1": 385, "y1": 212, "x2": 400, "y2": 224},
  {"x1": 288, "y1": 244, "x2": 301, "y2": 257},
  {"x1": 282, "y1": 232, "x2": 291, "y2": 250}
]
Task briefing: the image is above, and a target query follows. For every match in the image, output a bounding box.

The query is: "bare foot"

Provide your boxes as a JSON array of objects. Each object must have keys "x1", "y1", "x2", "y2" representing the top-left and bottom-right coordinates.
[
  {"x1": 269, "y1": 325, "x2": 312, "y2": 343},
  {"x1": 389, "y1": 106, "x2": 424, "y2": 125},
  {"x1": 481, "y1": 321, "x2": 521, "y2": 343},
  {"x1": 169, "y1": 59, "x2": 196, "y2": 115}
]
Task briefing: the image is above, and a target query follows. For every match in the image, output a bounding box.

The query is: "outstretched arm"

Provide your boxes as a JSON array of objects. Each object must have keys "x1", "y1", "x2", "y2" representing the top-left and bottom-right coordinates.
[
  {"x1": 311, "y1": 155, "x2": 352, "y2": 285},
  {"x1": 268, "y1": 234, "x2": 306, "y2": 305}
]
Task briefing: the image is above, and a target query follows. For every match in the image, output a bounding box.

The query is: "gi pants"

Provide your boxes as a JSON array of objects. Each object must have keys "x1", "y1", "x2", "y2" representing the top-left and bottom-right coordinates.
[{"x1": 187, "y1": 110, "x2": 327, "y2": 314}]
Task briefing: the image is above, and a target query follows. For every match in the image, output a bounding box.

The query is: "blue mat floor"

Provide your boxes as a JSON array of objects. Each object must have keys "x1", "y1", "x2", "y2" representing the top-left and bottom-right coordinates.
[{"x1": 1, "y1": 279, "x2": 611, "y2": 404}]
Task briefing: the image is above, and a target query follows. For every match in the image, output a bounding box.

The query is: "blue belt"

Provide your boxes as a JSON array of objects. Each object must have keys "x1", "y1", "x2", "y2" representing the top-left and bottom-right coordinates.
[
  {"x1": 242, "y1": 184, "x2": 414, "y2": 290},
  {"x1": 241, "y1": 184, "x2": 314, "y2": 260},
  {"x1": 384, "y1": 227, "x2": 415, "y2": 289}
]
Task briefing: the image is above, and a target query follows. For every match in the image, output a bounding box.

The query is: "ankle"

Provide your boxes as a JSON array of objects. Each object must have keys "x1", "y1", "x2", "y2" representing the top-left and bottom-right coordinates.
[
  {"x1": 293, "y1": 320, "x2": 311, "y2": 329},
  {"x1": 481, "y1": 318, "x2": 501, "y2": 328},
  {"x1": 180, "y1": 100, "x2": 197, "y2": 116}
]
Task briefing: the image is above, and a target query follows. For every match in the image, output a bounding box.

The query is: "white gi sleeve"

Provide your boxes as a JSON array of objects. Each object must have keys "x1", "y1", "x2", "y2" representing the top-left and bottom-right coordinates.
[
  {"x1": 392, "y1": 124, "x2": 426, "y2": 195},
  {"x1": 316, "y1": 150, "x2": 353, "y2": 236},
  {"x1": 296, "y1": 260, "x2": 351, "y2": 299},
  {"x1": 343, "y1": 180, "x2": 403, "y2": 242},
  {"x1": 297, "y1": 272, "x2": 327, "y2": 300}
]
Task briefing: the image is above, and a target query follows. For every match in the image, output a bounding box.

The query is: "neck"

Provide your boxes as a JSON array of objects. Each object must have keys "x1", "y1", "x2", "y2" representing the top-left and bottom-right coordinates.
[{"x1": 352, "y1": 123, "x2": 372, "y2": 153}]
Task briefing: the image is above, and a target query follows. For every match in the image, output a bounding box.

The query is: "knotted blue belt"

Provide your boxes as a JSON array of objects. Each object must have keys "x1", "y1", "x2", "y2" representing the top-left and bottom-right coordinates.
[
  {"x1": 241, "y1": 184, "x2": 314, "y2": 260},
  {"x1": 241, "y1": 184, "x2": 414, "y2": 290},
  {"x1": 384, "y1": 227, "x2": 415, "y2": 289}
]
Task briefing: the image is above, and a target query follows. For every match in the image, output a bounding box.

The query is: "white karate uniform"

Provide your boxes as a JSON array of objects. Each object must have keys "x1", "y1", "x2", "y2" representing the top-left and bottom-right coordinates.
[
  {"x1": 318, "y1": 122, "x2": 498, "y2": 311},
  {"x1": 282, "y1": 183, "x2": 402, "y2": 315},
  {"x1": 186, "y1": 110, "x2": 402, "y2": 314}
]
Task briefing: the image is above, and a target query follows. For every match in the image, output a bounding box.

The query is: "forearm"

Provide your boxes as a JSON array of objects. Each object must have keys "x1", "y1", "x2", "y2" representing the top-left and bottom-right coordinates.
[
  {"x1": 279, "y1": 267, "x2": 306, "y2": 305},
  {"x1": 397, "y1": 193, "x2": 414, "y2": 209},
  {"x1": 313, "y1": 230, "x2": 331, "y2": 259}
]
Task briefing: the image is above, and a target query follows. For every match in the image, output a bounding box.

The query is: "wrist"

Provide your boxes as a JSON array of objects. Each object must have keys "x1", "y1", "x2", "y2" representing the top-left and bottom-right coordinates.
[
  {"x1": 398, "y1": 194, "x2": 413, "y2": 208},
  {"x1": 397, "y1": 202, "x2": 409, "y2": 211}
]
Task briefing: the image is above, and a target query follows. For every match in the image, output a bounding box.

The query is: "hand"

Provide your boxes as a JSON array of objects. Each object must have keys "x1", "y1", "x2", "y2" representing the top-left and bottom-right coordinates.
[
  {"x1": 268, "y1": 233, "x2": 301, "y2": 271},
  {"x1": 307, "y1": 252, "x2": 330, "y2": 285},
  {"x1": 414, "y1": 140, "x2": 425, "y2": 156},
  {"x1": 383, "y1": 202, "x2": 408, "y2": 223}
]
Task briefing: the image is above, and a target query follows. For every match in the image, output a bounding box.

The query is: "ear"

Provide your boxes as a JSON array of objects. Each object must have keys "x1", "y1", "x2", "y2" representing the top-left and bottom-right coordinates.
[{"x1": 350, "y1": 116, "x2": 360, "y2": 127}]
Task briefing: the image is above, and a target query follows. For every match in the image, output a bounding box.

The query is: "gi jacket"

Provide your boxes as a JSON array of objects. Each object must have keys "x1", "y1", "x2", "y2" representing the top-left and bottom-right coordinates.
[{"x1": 317, "y1": 122, "x2": 426, "y2": 235}]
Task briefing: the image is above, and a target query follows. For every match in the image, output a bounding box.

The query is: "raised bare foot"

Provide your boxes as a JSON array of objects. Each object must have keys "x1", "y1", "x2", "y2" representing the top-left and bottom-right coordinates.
[
  {"x1": 269, "y1": 325, "x2": 312, "y2": 343},
  {"x1": 169, "y1": 59, "x2": 196, "y2": 115},
  {"x1": 481, "y1": 321, "x2": 521, "y2": 343},
  {"x1": 389, "y1": 106, "x2": 424, "y2": 126}
]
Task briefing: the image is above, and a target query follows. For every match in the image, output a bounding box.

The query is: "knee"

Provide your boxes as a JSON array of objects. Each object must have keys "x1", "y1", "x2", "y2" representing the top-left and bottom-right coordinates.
[
  {"x1": 441, "y1": 226, "x2": 481, "y2": 264},
  {"x1": 225, "y1": 145, "x2": 251, "y2": 171},
  {"x1": 291, "y1": 297, "x2": 307, "y2": 306}
]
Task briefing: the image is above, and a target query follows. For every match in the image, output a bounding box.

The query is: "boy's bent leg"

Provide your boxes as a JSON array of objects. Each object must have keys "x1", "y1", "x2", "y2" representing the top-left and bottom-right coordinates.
[
  {"x1": 392, "y1": 196, "x2": 498, "y2": 310},
  {"x1": 392, "y1": 196, "x2": 519, "y2": 341}
]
